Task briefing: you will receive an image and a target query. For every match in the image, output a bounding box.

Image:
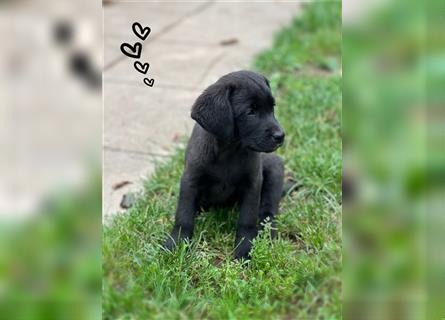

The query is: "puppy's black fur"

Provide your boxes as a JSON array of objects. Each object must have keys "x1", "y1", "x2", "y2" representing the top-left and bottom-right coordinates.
[{"x1": 164, "y1": 70, "x2": 285, "y2": 259}]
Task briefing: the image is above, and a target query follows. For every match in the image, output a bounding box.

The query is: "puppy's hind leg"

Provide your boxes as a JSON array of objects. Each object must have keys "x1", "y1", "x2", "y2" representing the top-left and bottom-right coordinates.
[{"x1": 259, "y1": 154, "x2": 284, "y2": 238}]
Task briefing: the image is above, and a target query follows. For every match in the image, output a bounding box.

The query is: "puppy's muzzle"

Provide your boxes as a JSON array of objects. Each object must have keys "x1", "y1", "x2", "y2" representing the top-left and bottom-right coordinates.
[{"x1": 272, "y1": 129, "x2": 285, "y2": 145}]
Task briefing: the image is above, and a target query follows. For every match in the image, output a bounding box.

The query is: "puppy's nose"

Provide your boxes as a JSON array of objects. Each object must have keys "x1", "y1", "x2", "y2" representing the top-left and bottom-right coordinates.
[{"x1": 272, "y1": 130, "x2": 285, "y2": 144}]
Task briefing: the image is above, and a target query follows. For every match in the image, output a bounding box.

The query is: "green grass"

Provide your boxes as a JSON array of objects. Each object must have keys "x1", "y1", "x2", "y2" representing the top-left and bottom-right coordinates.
[{"x1": 103, "y1": 2, "x2": 342, "y2": 319}]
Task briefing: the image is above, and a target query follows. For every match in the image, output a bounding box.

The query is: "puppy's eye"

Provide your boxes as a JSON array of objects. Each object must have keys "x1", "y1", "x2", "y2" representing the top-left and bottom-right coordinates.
[{"x1": 247, "y1": 105, "x2": 257, "y2": 116}]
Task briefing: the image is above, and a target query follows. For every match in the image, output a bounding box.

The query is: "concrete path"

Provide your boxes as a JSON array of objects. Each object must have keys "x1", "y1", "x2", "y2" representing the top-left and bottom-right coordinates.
[{"x1": 103, "y1": 1, "x2": 301, "y2": 221}]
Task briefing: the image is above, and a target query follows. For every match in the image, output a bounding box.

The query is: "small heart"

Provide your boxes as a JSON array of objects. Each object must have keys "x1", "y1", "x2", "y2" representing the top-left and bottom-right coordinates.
[
  {"x1": 120, "y1": 42, "x2": 142, "y2": 59},
  {"x1": 134, "y1": 61, "x2": 150, "y2": 74},
  {"x1": 143, "y1": 78, "x2": 155, "y2": 87},
  {"x1": 132, "y1": 22, "x2": 151, "y2": 41}
]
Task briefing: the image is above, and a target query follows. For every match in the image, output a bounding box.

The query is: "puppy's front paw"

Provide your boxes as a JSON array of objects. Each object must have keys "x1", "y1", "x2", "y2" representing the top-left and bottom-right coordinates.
[
  {"x1": 234, "y1": 239, "x2": 253, "y2": 260},
  {"x1": 163, "y1": 225, "x2": 192, "y2": 252},
  {"x1": 163, "y1": 236, "x2": 177, "y2": 252}
]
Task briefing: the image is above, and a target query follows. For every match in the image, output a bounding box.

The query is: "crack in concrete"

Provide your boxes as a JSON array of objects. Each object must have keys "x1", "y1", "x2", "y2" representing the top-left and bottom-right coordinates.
[{"x1": 104, "y1": 145, "x2": 171, "y2": 158}]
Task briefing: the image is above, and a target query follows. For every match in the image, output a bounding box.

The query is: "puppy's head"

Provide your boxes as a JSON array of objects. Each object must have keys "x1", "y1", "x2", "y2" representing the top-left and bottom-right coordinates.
[{"x1": 191, "y1": 70, "x2": 285, "y2": 153}]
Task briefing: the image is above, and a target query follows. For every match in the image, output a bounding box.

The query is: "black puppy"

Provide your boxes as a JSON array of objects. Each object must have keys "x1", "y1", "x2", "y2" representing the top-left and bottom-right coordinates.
[{"x1": 165, "y1": 70, "x2": 285, "y2": 259}]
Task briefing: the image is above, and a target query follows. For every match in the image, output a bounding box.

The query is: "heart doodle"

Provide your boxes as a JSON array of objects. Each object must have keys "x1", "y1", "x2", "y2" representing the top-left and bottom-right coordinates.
[
  {"x1": 143, "y1": 78, "x2": 155, "y2": 87},
  {"x1": 132, "y1": 22, "x2": 151, "y2": 41},
  {"x1": 120, "y1": 42, "x2": 142, "y2": 59},
  {"x1": 134, "y1": 61, "x2": 150, "y2": 74}
]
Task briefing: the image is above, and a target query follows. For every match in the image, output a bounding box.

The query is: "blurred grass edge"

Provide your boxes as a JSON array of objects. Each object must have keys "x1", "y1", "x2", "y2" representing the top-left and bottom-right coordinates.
[
  {"x1": 343, "y1": 0, "x2": 445, "y2": 319},
  {"x1": 0, "y1": 166, "x2": 102, "y2": 320}
]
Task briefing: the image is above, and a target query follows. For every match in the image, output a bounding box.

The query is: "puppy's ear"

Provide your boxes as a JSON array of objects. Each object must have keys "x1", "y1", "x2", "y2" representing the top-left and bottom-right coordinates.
[{"x1": 191, "y1": 83, "x2": 234, "y2": 142}]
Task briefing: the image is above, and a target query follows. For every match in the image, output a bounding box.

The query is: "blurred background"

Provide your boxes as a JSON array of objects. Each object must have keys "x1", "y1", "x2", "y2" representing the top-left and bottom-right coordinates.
[
  {"x1": 343, "y1": 0, "x2": 445, "y2": 319},
  {"x1": 0, "y1": 0, "x2": 101, "y2": 319},
  {"x1": 0, "y1": 0, "x2": 443, "y2": 319}
]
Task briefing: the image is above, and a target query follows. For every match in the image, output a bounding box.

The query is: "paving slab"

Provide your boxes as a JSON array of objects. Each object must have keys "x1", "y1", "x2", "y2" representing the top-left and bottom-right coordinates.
[
  {"x1": 161, "y1": 2, "x2": 299, "y2": 49},
  {"x1": 104, "y1": 82, "x2": 199, "y2": 155},
  {"x1": 103, "y1": 148, "x2": 160, "y2": 220},
  {"x1": 199, "y1": 45, "x2": 259, "y2": 88}
]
